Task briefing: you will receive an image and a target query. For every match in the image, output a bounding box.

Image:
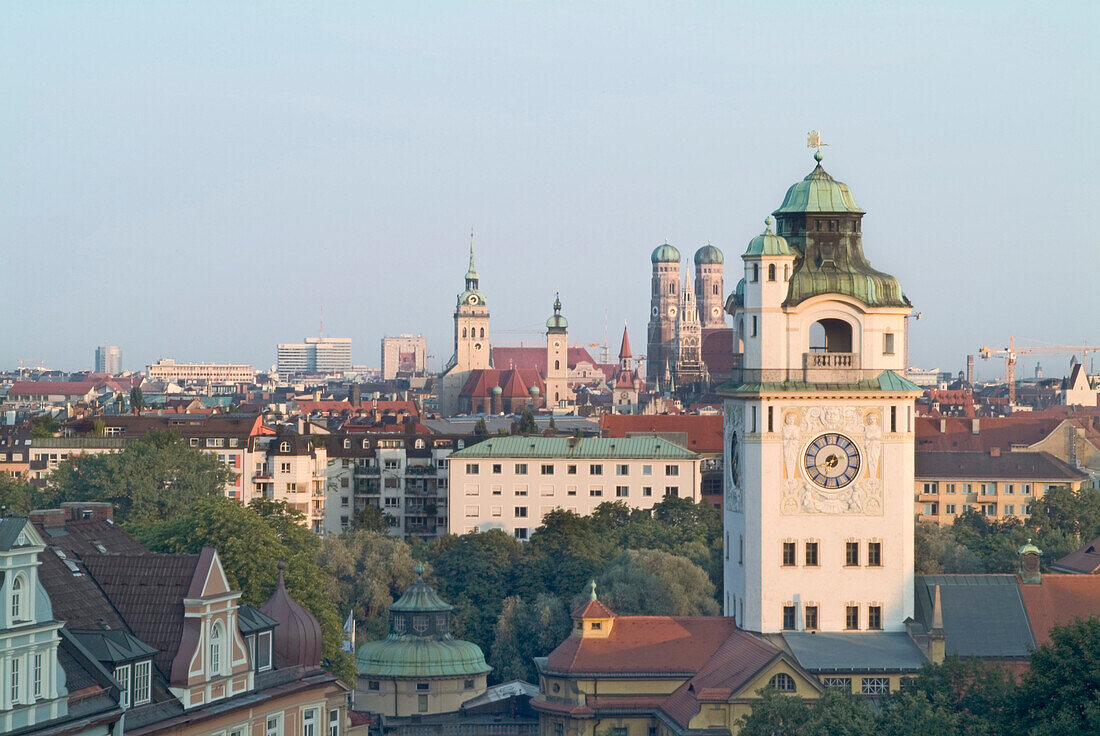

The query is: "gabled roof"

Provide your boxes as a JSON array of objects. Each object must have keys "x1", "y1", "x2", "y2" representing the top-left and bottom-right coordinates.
[
  {"x1": 915, "y1": 575, "x2": 1035, "y2": 658},
  {"x1": 618, "y1": 327, "x2": 632, "y2": 361},
  {"x1": 1017, "y1": 575, "x2": 1100, "y2": 646},
  {"x1": 0, "y1": 517, "x2": 31, "y2": 551},
  {"x1": 71, "y1": 630, "x2": 158, "y2": 665},
  {"x1": 571, "y1": 598, "x2": 615, "y2": 620},
  {"x1": 915, "y1": 451, "x2": 1087, "y2": 481},
  {"x1": 1051, "y1": 535, "x2": 1100, "y2": 574},
  {"x1": 600, "y1": 414, "x2": 723, "y2": 453},
  {"x1": 8, "y1": 380, "x2": 102, "y2": 396}
]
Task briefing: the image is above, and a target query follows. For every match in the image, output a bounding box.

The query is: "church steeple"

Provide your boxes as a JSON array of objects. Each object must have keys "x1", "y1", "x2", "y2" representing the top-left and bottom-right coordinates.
[{"x1": 465, "y1": 232, "x2": 479, "y2": 292}]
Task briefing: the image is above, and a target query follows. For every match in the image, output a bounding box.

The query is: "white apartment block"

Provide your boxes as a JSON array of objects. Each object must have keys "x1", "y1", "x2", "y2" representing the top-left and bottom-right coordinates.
[
  {"x1": 447, "y1": 436, "x2": 701, "y2": 540},
  {"x1": 147, "y1": 359, "x2": 255, "y2": 383},
  {"x1": 325, "y1": 433, "x2": 456, "y2": 537},
  {"x1": 381, "y1": 335, "x2": 429, "y2": 380},
  {"x1": 277, "y1": 337, "x2": 352, "y2": 376},
  {"x1": 248, "y1": 433, "x2": 328, "y2": 534}
]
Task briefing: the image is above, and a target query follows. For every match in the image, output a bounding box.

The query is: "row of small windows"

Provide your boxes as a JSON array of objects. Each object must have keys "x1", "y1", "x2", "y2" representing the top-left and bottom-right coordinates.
[
  {"x1": 922, "y1": 482, "x2": 1035, "y2": 496},
  {"x1": 6, "y1": 651, "x2": 50, "y2": 707},
  {"x1": 748, "y1": 264, "x2": 791, "y2": 283},
  {"x1": 260, "y1": 707, "x2": 339, "y2": 736},
  {"x1": 732, "y1": 405, "x2": 907, "y2": 435},
  {"x1": 780, "y1": 540, "x2": 882, "y2": 567},
  {"x1": 781, "y1": 603, "x2": 883, "y2": 631},
  {"x1": 464, "y1": 486, "x2": 677, "y2": 499},
  {"x1": 461, "y1": 327, "x2": 486, "y2": 339},
  {"x1": 463, "y1": 462, "x2": 679, "y2": 476}
]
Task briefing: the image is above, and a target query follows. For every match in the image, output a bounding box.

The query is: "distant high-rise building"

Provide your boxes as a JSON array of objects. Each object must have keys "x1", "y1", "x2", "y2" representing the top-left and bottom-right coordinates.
[
  {"x1": 381, "y1": 334, "x2": 428, "y2": 380},
  {"x1": 277, "y1": 337, "x2": 352, "y2": 376},
  {"x1": 95, "y1": 345, "x2": 121, "y2": 374}
]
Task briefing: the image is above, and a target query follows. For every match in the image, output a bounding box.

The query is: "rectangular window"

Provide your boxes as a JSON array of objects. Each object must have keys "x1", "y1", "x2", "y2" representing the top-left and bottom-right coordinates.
[
  {"x1": 664, "y1": 486, "x2": 679, "y2": 497},
  {"x1": 945, "y1": 483, "x2": 956, "y2": 494},
  {"x1": 982, "y1": 504, "x2": 997, "y2": 517},
  {"x1": 114, "y1": 664, "x2": 130, "y2": 709},
  {"x1": 616, "y1": 464, "x2": 629, "y2": 476},
  {"x1": 541, "y1": 464, "x2": 554, "y2": 475},
  {"x1": 465, "y1": 505, "x2": 479, "y2": 517},
  {"x1": 33, "y1": 653, "x2": 42, "y2": 700},
  {"x1": 845, "y1": 542, "x2": 860, "y2": 566},
  {"x1": 590, "y1": 464, "x2": 603, "y2": 475},
  {"x1": 782, "y1": 605, "x2": 796, "y2": 630},
  {"x1": 868, "y1": 606, "x2": 882, "y2": 630},
  {"x1": 981, "y1": 483, "x2": 995, "y2": 496},
  {"x1": 845, "y1": 605, "x2": 859, "y2": 630},
  {"x1": 515, "y1": 463, "x2": 528, "y2": 475},
  {"x1": 868, "y1": 542, "x2": 882, "y2": 567},
  {"x1": 823, "y1": 677, "x2": 851, "y2": 690},
  {"x1": 190, "y1": 437, "x2": 200, "y2": 447},
  {"x1": 329, "y1": 710, "x2": 340, "y2": 736},
  {"x1": 665, "y1": 465, "x2": 679, "y2": 476},
  {"x1": 465, "y1": 463, "x2": 479, "y2": 474},
  {"x1": 464, "y1": 679, "x2": 475, "y2": 689},
  {"x1": 923, "y1": 482, "x2": 938, "y2": 494},
  {"x1": 739, "y1": 536, "x2": 744, "y2": 565},
  {"x1": 589, "y1": 487, "x2": 603, "y2": 497},
  {"x1": 616, "y1": 486, "x2": 629, "y2": 498},
  {"x1": 286, "y1": 482, "x2": 297, "y2": 492},
  {"x1": 514, "y1": 485, "x2": 528, "y2": 496},
  {"x1": 280, "y1": 462, "x2": 291, "y2": 474},
  {"x1": 514, "y1": 507, "x2": 528, "y2": 518},
  {"x1": 368, "y1": 681, "x2": 380, "y2": 691},
  {"x1": 890, "y1": 406, "x2": 897, "y2": 432},
  {"x1": 540, "y1": 484, "x2": 554, "y2": 496},
  {"x1": 884, "y1": 333, "x2": 895, "y2": 355},
  {"x1": 751, "y1": 316, "x2": 758, "y2": 337},
  {"x1": 567, "y1": 464, "x2": 577, "y2": 475},
  {"x1": 767, "y1": 406, "x2": 774, "y2": 433},
  {"x1": 267, "y1": 715, "x2": 283, "y2": 736},
  {"x1": 945, "y1": 503, "x2": 957, "y2": 514},
  {"x1": 782, "y1": 542, "x2": 796, "y2": 566},
  {"x1": 567, "y1": 485, "x2": 577, "y2": 496},
  {"x1": 805, "y1": 605, "x2": 819, "y2": 630},
  {"x1": 861, "y1": 677, "x2": 889, "y2": 695},
  {"x1": 515, "y1": 527, "x2": 528, "y2": 540},
  {"x1": 492, "y1": 463, "x2": 502, "y2": 474},
  {"x1": 1004, "y1": 504, "x2": 1015, "y2": 516},
  {"x1": 1022, "y1": 484, "x2": 1032, "y2": 495},
  {"x1": 642, "y1": 465, "x2": 652, "y2": 475},
  {"x1": 134, "y1": 660, "x2": 151, "y2": 704},
  {"x1": 751, "y1": 406, "x2": 757, "y2": 433},
  {"x1": 303, "y1": 708, "x2": 318, "y2": 736},
  {"x1": 923, "y1": 502, "x2": 939, "y2": 516},
  {"x1": 491, "y1": 506, "x2": 502, "y2": 517},
  {"x1": 258, "y1": 630, "x2": 272, "y2": 671},
  {"x1": 805, "y1": 542, "x2": 819, "y2": 566},
  {"x1": 1005, "y1": 484, "x2": 1014, "y2": 495},
  {"x1": 417, "y1": 682, "x2": 430, "y2": 691},
  {"x1": 642, "y1": 486, "x2": 652, "y2": 497},
  {"x1": 418, "y1": 695, "x2": 428, "y2": 712},
  {"x1": 1022, "y1": 504, "x2": 1031, "y2": 515}
]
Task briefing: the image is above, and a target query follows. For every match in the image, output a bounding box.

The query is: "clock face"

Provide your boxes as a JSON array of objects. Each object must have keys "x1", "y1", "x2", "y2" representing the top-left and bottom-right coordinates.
[
  {"x1": 652, "y1": 306, "x2": 659, "y2": 316},
  {"x1": 668, "y1": 306, "x2": 678, "y2": 318},
  {"x1": 553, "y1": 340, "x2": 561, "y2": 348},
  {"x1": 473, "y1": 342, "x2": 483, "y2": 351},
  {"x1": 468, "y1": 295, "x2": 479, "y2": 305},
  {"x1": 803, "y1": 433, "x2": 861, "y2": 489},
  {"x1": 711, "y1": 307, "x2": 721, "y2": 318}
]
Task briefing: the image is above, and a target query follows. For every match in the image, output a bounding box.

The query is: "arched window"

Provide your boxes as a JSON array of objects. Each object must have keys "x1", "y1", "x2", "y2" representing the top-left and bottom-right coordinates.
[
  {"x1": 768, "y1": 264, "x2": 776, "y2": 282},
  {"x1": 554, "y1": 360, "x2": 560, "y2": 370},
  {"x1": 479, "y1": 328, "x2": 484, "y2": 339},
  {"x1": 11, "y1": 574, "x2": 24, "y2": 621},
  {"x1": 462, "y1": 328, "x2": 467, "y2": 338},
  {"x1": 809, "y1": 319, "x2": 853, "y2": 353},
  {"x1": 751, "y1": 264, "x2": 759, "y2": 282},
  {"x1": 713, "y1": 283, "x2": 719, "y2": 295},
  {"x1": 279, "y1": 441, "x2": 290, "y2": 453},
  {"x1": 784, "y1": 265, "x2": 790, "y2": 281},
  {"x1": 769, "y1": 673, "x2": 796, "y2": 692},
  {"x1": 669, "y1": 283, "x2": 675, "y2": 295},
  {"x1": 210, "y1": 622, "x2": 223, "y2": 675}
]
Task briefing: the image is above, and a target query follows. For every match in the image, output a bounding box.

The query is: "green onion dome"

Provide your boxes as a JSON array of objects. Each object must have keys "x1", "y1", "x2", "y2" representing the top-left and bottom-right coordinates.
[
  {"x1": 694, "y1": 243, "x2": 724, "y2": 265},
  {"x1": 651, "y1": 242, "x2": 681, "y2": 264}
]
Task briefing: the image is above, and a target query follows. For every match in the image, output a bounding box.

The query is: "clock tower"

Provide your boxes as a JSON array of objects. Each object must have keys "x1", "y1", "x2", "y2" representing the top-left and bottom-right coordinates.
[
  {"x1": 440, "y1": 238, "x2": 492, "y2": 415},
  {"x1": 647, "y1": 241, "x2": 681, "y2": 385},
  {"x1": 722, "y1": 151, "x2": 921, "y2": 635}
]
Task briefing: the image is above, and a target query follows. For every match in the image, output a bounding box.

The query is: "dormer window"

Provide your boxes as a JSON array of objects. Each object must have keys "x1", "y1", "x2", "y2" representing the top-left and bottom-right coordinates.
[
  {"x1": 257, "y1": 630, "x2": 273, "y2": 671},
  {"x1": 114, "y1": 664, "x2": 131, "y2": 708},
  {"x1": 11, "y1": 574, "x2": 24, "y2": 621},
  {"x1": 280, "y1": 442, "x2": 290, "y2": 453},
  {"x1": 210, "y1": 622, "x2": 223, "y2": 676},
  {"x1": 343, "y1": 439, "x2": 351, "y2": 449},
  {"x1": 134, "y1": 660, "x2": 151, "y2": 705}
]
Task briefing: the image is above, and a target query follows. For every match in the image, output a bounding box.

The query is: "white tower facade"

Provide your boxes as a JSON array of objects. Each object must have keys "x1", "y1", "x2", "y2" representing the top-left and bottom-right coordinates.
[{"x1": 723, "y1": 153, "x2": 921, "y2": 635}]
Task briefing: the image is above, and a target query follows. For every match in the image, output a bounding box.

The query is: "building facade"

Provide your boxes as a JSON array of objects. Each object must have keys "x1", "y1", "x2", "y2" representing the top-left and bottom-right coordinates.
[
  {"x1": 94, "y1": 346, "x2": 121, "y2": 374},
  {"x1": 147, "y1": 359, "x2": 255, "y2": 384},
  {"x1": 722, "y1": 152, "x2": 922, "y2": 634},
  {"x1": 695, "y1": 244, "x2": 726, "y2": 329},
  {"x1": 440, "y1": 243, "x2": 492, "y2": 416},
  {"x1": 278, "y1": 337, "x2": 353, "y2": 377},
  {"x1": 448, "y1": 437, "x2": 700, "y2": 539},
  {"x1": 646, "y1": 243, "x2": 681, "y2": 385},
  {"x1": 381, "y1": 335, "x2": 429, "y2": 380}
]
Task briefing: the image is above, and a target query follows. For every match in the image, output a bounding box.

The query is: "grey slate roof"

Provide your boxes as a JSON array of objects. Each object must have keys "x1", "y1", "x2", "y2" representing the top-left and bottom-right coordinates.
[
  {"x1": 238, "y1": 603, "x2": 279, "y2": 634},
  {"x1": 915, "y1": 451, "x2": 1087, "y2": 481},
  {"x1": 71, "y1": 629, "x2": 159, "y2": 665},
  {"x1": 915, "y1": 575, "x2": 1035, "y2": 657},
  {"x1": 782, "y1": 632, "x2": 928, "y2": 672},
  {"x1": 0, "y1": 516, "x2": 29, "y2": 550}
]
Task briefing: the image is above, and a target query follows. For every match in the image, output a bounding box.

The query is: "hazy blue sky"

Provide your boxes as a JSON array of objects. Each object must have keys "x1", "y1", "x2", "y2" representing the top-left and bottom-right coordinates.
[{"x1": 3, "y1": 1, "x2": 1097, "y2": 380}]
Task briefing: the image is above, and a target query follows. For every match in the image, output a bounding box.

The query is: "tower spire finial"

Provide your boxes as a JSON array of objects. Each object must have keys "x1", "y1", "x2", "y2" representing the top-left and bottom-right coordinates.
[{"x1": 588, "y1": 579, "x2": 597, "y2": 601}]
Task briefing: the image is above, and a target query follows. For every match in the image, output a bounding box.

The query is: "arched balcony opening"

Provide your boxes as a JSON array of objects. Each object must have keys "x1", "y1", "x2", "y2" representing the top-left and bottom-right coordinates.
[
  {"x1": 809, "y1": 318, "x2": 853, "y2": 353},
  {"x1": 805, "y1": 318, "x2": 859, "y2": 379}
]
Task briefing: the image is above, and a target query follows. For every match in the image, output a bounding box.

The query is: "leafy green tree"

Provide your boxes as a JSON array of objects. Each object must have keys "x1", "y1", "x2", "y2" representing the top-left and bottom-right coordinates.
[
  {"x1": 547, "y1": 416, "x2": 557, "y2": 433},
  {"x1": 473, "y1": 418, "x2": 490, "y2": 439},
  {"x1": 1015, "y1": 617, "x2": 1100, "y2": 736},
  {"x1": 129, "y1": 386, "x2": 145, "y2": 413},
  {"x1": 45, "y1": 430, "x2": 232, "y2": 524},
  {"x1": 740, "y1": 689, "x2": 875, "y2": 736},
  {"x1": 0, "y1": 474, "x2": 34, "y2": 515},
  {"x1": 318, "y1": 529, "x2": 421, "y2": 639},
  {"x1": 30, "y1": 414, "x2": 59, "y2": 438},
  {"x1": 349, "y1": 504, "x2": 394, "y2": 533},
  {"x1": 518, "y1": 407, "x2": 538, "y2": 435},
  {"x1": 130, "y1": 495, "x2": 355, "y2": 683},
  {"x1": 520, "y1": 509, "x2": 607, "y2": 599},
  {"x1": 881, "y1": 658, "x2": 1014, "y2": 736},
  {"x1": 914, "y1": 522, "x2": 984, "y2": 574},
  {"x1": 488, "y1": 593, "x2": 570, "y2": 683},
  {"x1": 1027, "y1": 485, "x2": 1100, "y2": 560},
  {"x1": 586, "y1": 549, "x2": 719, "y2": 616},
  {"x1": 738, "y1": 689, "x2": 811, "y2": 735}
]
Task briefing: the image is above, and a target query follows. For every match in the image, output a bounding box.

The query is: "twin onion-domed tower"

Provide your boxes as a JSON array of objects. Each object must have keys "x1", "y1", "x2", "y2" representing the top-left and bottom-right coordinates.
[
  {"x1": 646, "y1": 241, "x2": 726, "y2": 388},
  {"x1": 355, "y1": 565, "x2": 490, "y2": 716},
  {"x1": 721, "y1": 150, "x2": 921, "y2": 635}
]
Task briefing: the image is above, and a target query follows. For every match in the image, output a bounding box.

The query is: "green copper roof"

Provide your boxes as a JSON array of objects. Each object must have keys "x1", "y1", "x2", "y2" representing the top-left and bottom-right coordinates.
[
  {"x1": 773, "y1": 152, "x2": 864, "y2": 214},
  {"x1": 694, "y1": 243, "x2": 724, "y2": 265},
  {"x1": 449, "y1": 436, "x2": 696, "y2": 460},
  {"x1": 389, "y1": 567, "x2": 453, "y2": 613},
  {"x1": 651, "y1": 242, "x2": 681, "y2": 263},
  {"x1": 546, "y1": 293, "x2": 568, "y2": 331},
  {"x1": 719, "y1": 370, "x2": 923, "y2": 395},
  {"x1": 743, "y1": 217, "x2": 797, "y2": 258},
  {"x1": 356, "y1": 637, "x2": 491, "y2": 678}
]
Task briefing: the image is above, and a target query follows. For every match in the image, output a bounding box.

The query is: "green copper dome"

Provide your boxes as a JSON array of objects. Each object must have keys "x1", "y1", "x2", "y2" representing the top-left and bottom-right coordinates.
[
  {"x1": 694, "y1": 243, "x2": 724, "y2": 265},
  {"x1": 743, "y1": 217, "x2": 796, "y2": 258},
  {"x1": 356, "y1": 566, "x2": 491, "y2": 678},
  {"x1": 651, "y1": 242, "x2": 681, "y2": 263},
  {"x1": 546, "y1": 293, "x2": 568, "y2": 331},
  {"x1": 773, "y1": 152, "x2": 865, "y2": 215}
]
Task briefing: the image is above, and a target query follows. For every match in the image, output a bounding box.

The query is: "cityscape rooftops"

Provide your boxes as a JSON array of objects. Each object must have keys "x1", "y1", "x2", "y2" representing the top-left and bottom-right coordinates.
[{"x1": 914, "y1": 450, "x2": 1087, "y2": 481}]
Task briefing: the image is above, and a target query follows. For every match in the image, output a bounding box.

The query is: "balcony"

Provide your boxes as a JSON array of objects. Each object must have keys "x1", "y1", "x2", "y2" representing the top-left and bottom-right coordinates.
[
  {"x1": 802, "y1": 352, "x2": 862, "y2": 383},
  {"x1": 354, "y1": 466, "x2": 381, "y2": 477}
]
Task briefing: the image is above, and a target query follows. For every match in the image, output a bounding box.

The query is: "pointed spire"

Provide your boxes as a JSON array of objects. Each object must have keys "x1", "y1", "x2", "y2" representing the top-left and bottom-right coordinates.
[
  {"x1": 553, "y1": 291, "x2": 562, "y2": 314},
  {"x1": 466, "y1": 230, "x2": 479, "y2": 282},
  {"x1": 618, "y1": 323, "x2": 632, "y2": 361},
  {"x1": 931, "y1": 584, "x2": 944, "y2": 632}
]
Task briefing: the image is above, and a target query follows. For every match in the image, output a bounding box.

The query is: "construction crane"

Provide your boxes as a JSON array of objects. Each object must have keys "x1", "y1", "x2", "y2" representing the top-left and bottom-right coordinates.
[{"x1": 977, "y1": 336, "x2": 1098, "y2": 405}]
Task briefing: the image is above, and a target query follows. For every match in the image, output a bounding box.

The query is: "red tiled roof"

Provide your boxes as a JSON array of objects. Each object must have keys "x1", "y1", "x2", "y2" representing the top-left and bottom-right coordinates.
[
  {"x1": 491, "y1": 346, "x2": 600, "y2": 373},
  {"x1": 1051, "y1": 536, "x2": 1100, "y2": 574},
  {"x1": 619, "y1": 327, "x2": 632, "y2": 361},
  {"x1": 545, "y1": 616, "x2": 741, "y2": 675},
  {"x1": 294, "y1": 400, "x2": 354, "y2": 414},
  {"x1": 571, "y1": 598, "x2": 615, "y2": 619},
  {"x1": 500, "y1": 370, "x2": 530, "y2": 399},
  {"x1": 600, "y1": 414, "x2": 723, "y2": 453},
  {"x1": 8, "y1": 380, "x2": 101, "y2": 396},
  {"x1": 916, "y1": 410, "x2": 1100, "y2": 452},
  {"x1": 1018, "y1": 575, "x2": 1100, "y2": 646},
  {"x1": 460, "y1": 369, "x2": 546, "y2": 398}
]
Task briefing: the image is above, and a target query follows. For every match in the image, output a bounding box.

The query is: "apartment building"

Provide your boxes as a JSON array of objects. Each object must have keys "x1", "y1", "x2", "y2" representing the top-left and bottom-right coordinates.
[
  {"x1": 324, "y1": 431, "x2": 457, "y2": 537},
  {"x1": 915, "y1": 449, "x2": 1088, "y2": 524},
  {"x1": 249, "y1": 431, "x2": 328, "y2": 534},
  {"x1": 380, "y1": 334, "x2": 428, "y2": 379},
  {"x1": 448, "y1": 436, "x2": 700, "y2": 539},
  {"x1": 277, "y1": 337, "x2": 352, "y2": 377},
  {"x1": 147, "y1": 359, "x2": 255, "y2": 383}
]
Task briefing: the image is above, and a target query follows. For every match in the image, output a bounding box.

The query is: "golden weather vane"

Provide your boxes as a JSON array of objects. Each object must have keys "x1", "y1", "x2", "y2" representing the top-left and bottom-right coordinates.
[{"x1": 806, "y1": 130, "x2": 829, "y2": 150}]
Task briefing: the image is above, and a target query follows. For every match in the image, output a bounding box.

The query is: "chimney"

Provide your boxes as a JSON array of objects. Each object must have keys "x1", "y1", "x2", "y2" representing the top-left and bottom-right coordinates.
[
  {"x1": 939, "y1": 418, "x2": 946, "y2": 433},
  {"x1": 60, "y1": 502, "x2": 114, "y2": 523},
  {"x1": 29, "y1": 508, "x2": 67, "y2": 527},
  {"x1": 990, "y1": 447, "x2": 1001, "y2": 457},
  {"x1": 349, "y1": 384, "x2": 361, "y2": 408},
  {"x1": 971, "y1": 418, "x2": 980, "y2": 435},
  {"x1": 1018, "y1": 540, "x2": 1042, "y2": 585}
]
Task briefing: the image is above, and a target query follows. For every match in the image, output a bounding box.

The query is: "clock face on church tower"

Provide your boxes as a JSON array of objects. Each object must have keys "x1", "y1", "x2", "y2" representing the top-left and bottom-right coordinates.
[{"x1": 803, "y1": 433, "x2": 861, "y2": 489}]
